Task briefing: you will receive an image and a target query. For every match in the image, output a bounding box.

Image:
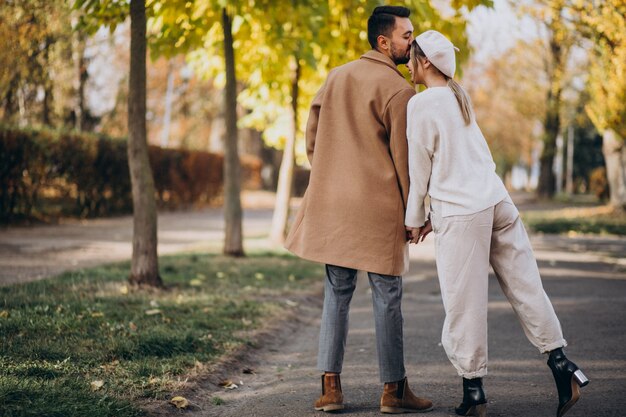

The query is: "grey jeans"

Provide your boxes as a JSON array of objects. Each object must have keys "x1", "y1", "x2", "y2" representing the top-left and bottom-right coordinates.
[{"x1": 317, "y1": 264, "x2": 406, "y2": 383}]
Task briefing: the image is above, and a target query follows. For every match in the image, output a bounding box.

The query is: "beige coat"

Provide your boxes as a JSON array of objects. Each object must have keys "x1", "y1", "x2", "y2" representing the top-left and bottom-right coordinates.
[{"x1": 285, "y1": 50, "x2": 415, "y2": 276}]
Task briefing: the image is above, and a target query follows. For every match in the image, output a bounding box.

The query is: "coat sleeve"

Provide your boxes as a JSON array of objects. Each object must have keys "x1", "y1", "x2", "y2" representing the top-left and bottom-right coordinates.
[
  {"x1": 305, "y1": 81, "x2": 327, "y2": 166},
  {"x1": 384, "y1": 87, "x2": 416, "y2": 210},
  {"x1": 405, "y1": 98, "x2": 437, "y2": 228}
]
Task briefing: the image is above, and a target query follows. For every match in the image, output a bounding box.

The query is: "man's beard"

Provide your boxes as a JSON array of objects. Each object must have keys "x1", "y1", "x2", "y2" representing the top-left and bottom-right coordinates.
[{"x1": 391, "y1": 44, "x2": 410, "y2": 65}]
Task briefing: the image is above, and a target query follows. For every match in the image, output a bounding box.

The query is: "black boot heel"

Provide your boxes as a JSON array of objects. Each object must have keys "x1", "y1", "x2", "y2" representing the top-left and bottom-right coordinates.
[
  {"x1": 455, "y1": 378, "x2": 487, "y2": 416},
  {"x1": 574, "y1": 369, "x2": 589, "y2": 387},
  {"x1": 547, "y1": 348, "x2": 589, "y2": 417}
]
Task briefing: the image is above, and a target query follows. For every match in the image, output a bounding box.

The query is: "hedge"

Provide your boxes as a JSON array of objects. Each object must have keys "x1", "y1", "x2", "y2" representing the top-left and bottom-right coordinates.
[{"x1": 0, "y1": 125, "x2": 261, "y2": 223}]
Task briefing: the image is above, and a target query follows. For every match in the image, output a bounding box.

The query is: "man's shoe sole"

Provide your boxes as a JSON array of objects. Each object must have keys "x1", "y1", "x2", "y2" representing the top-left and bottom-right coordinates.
[
  {"x1": 314, "y1": 404, "x2": 345, "y2": 412},
  {"x1": 380, "y1": 405, "x2": 434, "y2": 414}
]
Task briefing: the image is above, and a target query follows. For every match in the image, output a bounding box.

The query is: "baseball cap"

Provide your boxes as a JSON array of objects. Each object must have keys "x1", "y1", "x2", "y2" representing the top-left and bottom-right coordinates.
[{"x1": 415, "y1": 30, "x2": 459, "y2": 78}]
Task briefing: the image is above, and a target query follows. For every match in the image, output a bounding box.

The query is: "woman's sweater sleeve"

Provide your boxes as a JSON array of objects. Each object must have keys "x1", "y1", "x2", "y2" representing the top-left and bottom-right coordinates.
[{"x1": 405, "y1": 99, "x2": 437, "y2": 228}]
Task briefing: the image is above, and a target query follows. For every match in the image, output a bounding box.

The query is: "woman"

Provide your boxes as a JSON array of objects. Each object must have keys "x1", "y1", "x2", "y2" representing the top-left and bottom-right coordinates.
[{"x1": 404, "y1": 30, "x2": 588, "y2": 417}]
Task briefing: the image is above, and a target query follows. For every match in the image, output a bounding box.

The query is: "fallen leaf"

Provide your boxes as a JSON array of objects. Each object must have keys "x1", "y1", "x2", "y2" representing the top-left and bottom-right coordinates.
[
  {"x1": 91, "y1": 312, "x2": 104, "y2": 318},
  {"x1": 90, "y1": 380, "x2": 104, "y2": 391},
  {"x1": 129, "y1": 322, "x2": 138, "y2": 331},
  {"x1": 119, "y1": 285, "x2": 129, "y2": 295},
  {"x1": 149, "y1": 300, "x2": 159, "y2": 308},
  {"x1": 170, "y1": 396, "x2": 189, "y2": 409},
  {"x1": 216, "y1": 271, "x2": 226, "y2": 278},
  {"x1": 241, "y1": 318, "x2": 252, "y2": 326},
  {"x1": 145, "y1": 309, "x2": 161, "y2": 316},
  {"x1": 254, "y1": 272, "x2": 265, "y2": 280},
  {"x1": 285, "y1": 300, "x2": 298, "y2": 307},
  {"x1": 288, "y1": 274, "x2": 296, "y2": 282},
  {"x1": 219, "y1": 380, "x2": 238, "y2": 390},
  {"x1": 189, "y1": 279, "x2": 203, "y2": 286},
  {"x1": 0, "y1": 310, "x2": 9, "y2": 318}
]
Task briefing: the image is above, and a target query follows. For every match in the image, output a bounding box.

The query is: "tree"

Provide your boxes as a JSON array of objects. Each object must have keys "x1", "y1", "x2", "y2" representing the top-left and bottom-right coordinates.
[
  {"x1": 526, "y1": 0, "x2": 575, "y2": 198},
  {"x1": 151, "y1": 1, "x2": 253, "y2": 256},
  {"x1": 568, "y1": 0, "x2": 626, "y2": 209},
  {"x1": 464, "y1": 39, "x2": 547, "y2": 181},
  {"x1": 75, "y1": 0, "x2": 162, "y2": 286},
  {"x1": 127, "y1": 0, "x2": 162, "y2": 285},
  {"x1": 221, "y1": 6, "x2": 244, "y2": 256},
  {"x1": 0, "y1": 0, "x2": 74, "y2": 127}
]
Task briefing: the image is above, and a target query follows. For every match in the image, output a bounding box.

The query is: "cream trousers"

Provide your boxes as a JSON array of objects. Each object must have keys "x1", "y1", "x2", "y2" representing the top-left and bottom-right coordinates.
[{"x1": 430, "y1": 196, "x2": 567, "y2": 378}]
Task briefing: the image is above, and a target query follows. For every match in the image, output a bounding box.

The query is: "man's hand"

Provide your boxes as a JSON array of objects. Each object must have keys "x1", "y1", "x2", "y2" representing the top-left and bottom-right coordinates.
[
  {"x1": 405, "y1": 220, "x2": 432, "y2": 244},
  {"x1": 405, "y1": 226, "x2": 419, "y2": 242}
]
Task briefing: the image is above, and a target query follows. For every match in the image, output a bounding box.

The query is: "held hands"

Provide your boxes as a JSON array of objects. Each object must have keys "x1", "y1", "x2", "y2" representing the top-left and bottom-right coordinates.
[{"x1": 405, "y1": 220, "x2": 432, "y2": 244}]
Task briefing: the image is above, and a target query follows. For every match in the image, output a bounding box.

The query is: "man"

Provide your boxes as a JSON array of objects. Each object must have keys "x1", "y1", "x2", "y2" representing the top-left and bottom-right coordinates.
[{"x1": 285, "y1": 5, "x2": 433, "y2": 414}]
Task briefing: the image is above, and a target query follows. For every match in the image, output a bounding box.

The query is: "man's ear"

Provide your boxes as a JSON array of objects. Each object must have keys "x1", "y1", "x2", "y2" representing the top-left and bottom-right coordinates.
[{"x1": 377, "y1": 35, "x2": 389, "y2": 51}]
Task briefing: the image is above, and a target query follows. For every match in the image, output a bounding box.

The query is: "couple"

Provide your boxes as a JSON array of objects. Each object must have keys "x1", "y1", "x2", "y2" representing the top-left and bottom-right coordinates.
[{"x1": 284, "y1": 5, "x2": 588, "y2": 417}]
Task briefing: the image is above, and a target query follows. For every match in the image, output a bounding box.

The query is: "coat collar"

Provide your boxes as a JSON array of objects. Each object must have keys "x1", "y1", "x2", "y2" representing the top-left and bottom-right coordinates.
[{"x1": 360, "y1": 50, "x2": 404, "y2": 78}]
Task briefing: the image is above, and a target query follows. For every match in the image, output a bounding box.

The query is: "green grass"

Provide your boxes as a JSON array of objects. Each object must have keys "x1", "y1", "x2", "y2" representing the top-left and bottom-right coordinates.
[
  {"x1": 521, "y1": 205, "x2": 626, "y2": 236},
  {"x1": 0, "y1": 252, "x2": 324, "y2": 417}
]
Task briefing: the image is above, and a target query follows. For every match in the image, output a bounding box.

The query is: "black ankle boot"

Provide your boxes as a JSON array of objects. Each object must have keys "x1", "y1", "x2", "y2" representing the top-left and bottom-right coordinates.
[
  {"x1": 455, "y1": 377, "x2": 487, "y2": 417},
  {"x1": 547, "y1": 348, "x2": 589, "y2": 417}
]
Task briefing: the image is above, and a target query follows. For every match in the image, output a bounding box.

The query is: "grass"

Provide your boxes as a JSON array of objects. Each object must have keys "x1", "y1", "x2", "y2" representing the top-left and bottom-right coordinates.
[
  {"x1": 0, "y1": 251, "x2": 324, "y2": 417},
  {"x1": 521, "y1": 204, "x2": 626, "y2": 236}
]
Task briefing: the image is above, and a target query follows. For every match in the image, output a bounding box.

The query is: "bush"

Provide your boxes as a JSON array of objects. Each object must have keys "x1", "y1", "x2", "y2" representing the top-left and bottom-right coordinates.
[{"x1": 0, "y1": 125, "x2": 261, "y2": 223}]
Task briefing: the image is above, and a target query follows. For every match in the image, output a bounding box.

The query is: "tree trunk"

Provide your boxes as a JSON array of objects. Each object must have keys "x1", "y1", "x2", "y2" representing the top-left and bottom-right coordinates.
[
  {"x1": 160, "y1": 59, "x2": 175, "y2": 147},
  {"x1": 127, "y1": 0, "x2": 162, "y2": 286},
  {"x1": 269, "y1": 57, "x2": 300, "y2": 245},
  {"x1": 72, "y1": 25, "x2": 87, "y2": 131},
  {"x1": 41, "y1": 37, "x2": 53, "y2": 126},
  {"x1": 222, "y1": 7, "x2": 244, "y2": 257},
  {"x1": 602, "y1": 129, "x2": 626, "y2": 211},
  {"x1": 537, "y1": 33, "x2": 564, "y2": 199}
]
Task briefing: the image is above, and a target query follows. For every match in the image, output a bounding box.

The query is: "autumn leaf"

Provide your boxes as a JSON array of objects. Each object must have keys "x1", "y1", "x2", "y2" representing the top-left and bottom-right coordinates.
[
  {"x1": 90, "y1": 380, "x2": 104, "y2": 391},
  {"x1": 145, "y1": 309, "x2": 161, "y2": 315},
  {"x1": 219, "y1": 380, "x2": 238, "y2": 390},
  {"x1": 170, "y1": 396, "x2": 189, "y2": 409}
]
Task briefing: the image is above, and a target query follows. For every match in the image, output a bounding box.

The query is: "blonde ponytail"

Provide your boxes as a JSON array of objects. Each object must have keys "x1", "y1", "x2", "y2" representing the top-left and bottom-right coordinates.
[{"x1": 447, "y1": 78, "x2": 474, "y2": 125}]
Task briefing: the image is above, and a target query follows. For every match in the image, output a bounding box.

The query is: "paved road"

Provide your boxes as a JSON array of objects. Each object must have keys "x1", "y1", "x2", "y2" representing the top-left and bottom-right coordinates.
[
  {"x1": 185, "y1": 233, "x2": 626, "y2": 417},
  {"x1": 1, "y1": 196, "x2": 625, "y2": 416}
]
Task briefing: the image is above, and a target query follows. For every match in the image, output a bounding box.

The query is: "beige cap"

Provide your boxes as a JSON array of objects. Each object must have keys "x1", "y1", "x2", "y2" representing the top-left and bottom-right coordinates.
[{"x1": 415, "y1": 30, "x2": 459, "y2": 78}]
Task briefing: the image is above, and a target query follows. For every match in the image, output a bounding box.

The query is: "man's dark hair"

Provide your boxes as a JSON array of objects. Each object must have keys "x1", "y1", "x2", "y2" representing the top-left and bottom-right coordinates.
[{"x1": 367, "y1": 6, "x2": 411, "y2": 50}]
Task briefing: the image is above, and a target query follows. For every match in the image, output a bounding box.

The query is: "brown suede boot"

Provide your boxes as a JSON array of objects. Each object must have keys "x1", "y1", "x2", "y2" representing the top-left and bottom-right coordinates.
[
  {"x1": 380, "y1": 377, "x2": 433, "y2": 414},
  {"x1": 314, "y1": 373, "x2": 344, "y2": 412}
]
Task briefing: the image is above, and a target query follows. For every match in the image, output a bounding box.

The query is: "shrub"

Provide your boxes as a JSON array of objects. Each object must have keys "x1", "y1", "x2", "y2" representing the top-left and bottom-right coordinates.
[{"x1": 0, "y1": 125, "x2": 261, "y2": 223}]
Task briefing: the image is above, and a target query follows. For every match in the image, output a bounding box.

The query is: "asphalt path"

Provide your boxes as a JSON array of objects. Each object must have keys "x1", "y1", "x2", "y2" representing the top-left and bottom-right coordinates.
[{"x1": 188, "y1": 233, "x2": 626, "y2": 417}]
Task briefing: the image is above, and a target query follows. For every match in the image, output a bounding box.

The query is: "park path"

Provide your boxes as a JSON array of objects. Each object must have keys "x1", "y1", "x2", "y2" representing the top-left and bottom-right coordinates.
[
  {"x1": 1, "y1": 192, "x2": 625, "y2": 416},
  {"x1": 184, "y1": 232, "x2": 626, "y2": 417},
  {"x1": 0, "y1": 191, "x2": 278, "y2": 286}
]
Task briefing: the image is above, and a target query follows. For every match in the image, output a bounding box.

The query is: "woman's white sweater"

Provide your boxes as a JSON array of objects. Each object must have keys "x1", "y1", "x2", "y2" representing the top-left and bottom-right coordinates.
[{"x1": 405, "y1": 87, "x2": 508, "y2": 228}]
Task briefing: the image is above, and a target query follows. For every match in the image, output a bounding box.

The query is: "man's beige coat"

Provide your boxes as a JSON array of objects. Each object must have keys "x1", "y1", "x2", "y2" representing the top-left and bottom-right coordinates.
[{"x1": 285, "y1": 50, "x2": 415, "y2": 276}]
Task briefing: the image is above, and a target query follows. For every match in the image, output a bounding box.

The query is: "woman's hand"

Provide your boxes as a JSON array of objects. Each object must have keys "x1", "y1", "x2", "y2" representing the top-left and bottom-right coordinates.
[{"x1": 417, "y1": 220, "x2": 432, "y2": 243}]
